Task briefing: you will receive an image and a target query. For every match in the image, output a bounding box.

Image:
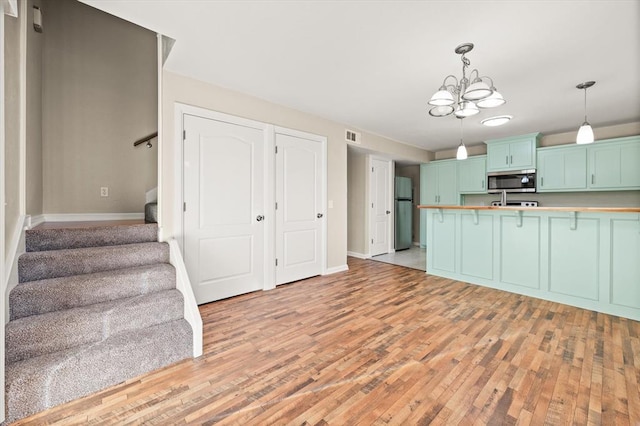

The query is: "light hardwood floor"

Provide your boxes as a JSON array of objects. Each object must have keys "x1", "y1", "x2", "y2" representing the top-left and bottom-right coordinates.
[{"x1": 14, "y1": 257, "x2": 640, "y2": 425}]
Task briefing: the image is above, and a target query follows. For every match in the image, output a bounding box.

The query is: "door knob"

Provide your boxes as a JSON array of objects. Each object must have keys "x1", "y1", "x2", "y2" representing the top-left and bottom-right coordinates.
[
  {"x1": 317, "y1": 213, "x2": 323, "y2": 218},
  {"x1": 256, "y1": 215, "x2": 264, "y2": 222},
  {"x1": 386, "y1": 210, "x2": 391, "y2": 214}
]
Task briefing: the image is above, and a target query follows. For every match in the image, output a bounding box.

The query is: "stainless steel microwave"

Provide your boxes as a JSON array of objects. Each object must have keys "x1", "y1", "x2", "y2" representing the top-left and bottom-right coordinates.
[{"x1": 487, "y1": 169, "x2": 536, "y2": 193}]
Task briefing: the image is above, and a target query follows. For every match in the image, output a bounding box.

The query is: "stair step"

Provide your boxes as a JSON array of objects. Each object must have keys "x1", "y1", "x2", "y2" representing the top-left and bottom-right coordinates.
[
  {"x1": 5, "y1": 319, "x2": 192, "y2": 423},
  {"x1": 25, "y1": 223, "x2": 158, "y2": 252},
  {"x1": 6, "y1": 289, "x2": 184, "y2": 363},
  {"x1": 18, "y1": 242, "x2": 169, "y2": 283},
  {"x1": 10, "y1": 263, "x2": 176, "y2": 320}
]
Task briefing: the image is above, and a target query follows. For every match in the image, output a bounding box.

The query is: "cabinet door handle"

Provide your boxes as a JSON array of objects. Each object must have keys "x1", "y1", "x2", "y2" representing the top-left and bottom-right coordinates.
[
  {"x1": 510, "y1": 155, "x2": 513, "y2": 164},
  {"x1": 541, "y1": 177, "x2": 544, "y2": 187},
  {"x1": 505, "y1": 155, "x2": 509, "y2": 165},
  {"x1": 481, "y1": 179, "x2": 484, "y2": 189},
  {"x1": 591, "y1": 174, "x2": 595, "y2": 184}
]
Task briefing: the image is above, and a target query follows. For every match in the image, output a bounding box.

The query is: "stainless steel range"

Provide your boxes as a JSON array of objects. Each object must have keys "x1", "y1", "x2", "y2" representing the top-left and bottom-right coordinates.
[{"x1": 491, "y1": 200, "x2": 538, "y2": 207}]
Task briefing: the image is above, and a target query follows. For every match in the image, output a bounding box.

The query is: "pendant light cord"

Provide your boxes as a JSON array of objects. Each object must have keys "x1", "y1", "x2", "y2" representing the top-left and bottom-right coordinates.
[{"x1": 583, "y1": 87, "x2": 588, "y2": 123}]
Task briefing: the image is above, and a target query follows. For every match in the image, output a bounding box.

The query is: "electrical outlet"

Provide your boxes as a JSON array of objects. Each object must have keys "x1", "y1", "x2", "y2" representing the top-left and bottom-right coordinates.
[{"x1": 100, "y1": 187, "x2": 109, "y2": 197}]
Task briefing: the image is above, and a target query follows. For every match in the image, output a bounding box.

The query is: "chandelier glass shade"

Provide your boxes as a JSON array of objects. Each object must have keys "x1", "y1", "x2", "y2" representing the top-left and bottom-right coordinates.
[{"x1": 428, "y1": 43, "x2": 505, "y2": 118}]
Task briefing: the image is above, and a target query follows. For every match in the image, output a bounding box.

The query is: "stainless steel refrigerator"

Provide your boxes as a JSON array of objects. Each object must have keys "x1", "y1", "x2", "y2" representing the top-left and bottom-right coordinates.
[{"x1": 395, "y1": 177, "x2": 413, "y2": 250}]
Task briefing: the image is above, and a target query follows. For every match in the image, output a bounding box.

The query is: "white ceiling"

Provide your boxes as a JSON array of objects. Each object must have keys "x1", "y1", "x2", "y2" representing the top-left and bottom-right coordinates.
[{"x1": 81, "y1": 0, "x2": 640, "y2": 152}]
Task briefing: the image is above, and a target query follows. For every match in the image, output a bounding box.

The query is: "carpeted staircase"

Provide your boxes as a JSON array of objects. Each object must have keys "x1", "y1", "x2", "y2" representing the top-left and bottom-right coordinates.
[{"x1": 5, "y1": 223, "x2": 193, "y2": 423}]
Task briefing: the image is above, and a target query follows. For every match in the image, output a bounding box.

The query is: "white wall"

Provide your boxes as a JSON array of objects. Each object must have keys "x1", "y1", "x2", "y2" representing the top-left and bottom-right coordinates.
[
  {"x1": 161, "y1": 72, "x2": 431, "y2": 269},
  {"x1": 41, "y1": 0, "x2": 157, "y2": 214}
]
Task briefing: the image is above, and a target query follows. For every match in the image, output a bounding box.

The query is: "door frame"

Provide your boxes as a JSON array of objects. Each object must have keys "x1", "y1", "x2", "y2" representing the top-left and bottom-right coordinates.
[
  {"x1": 274, "y1": 126, "x2": 328, "y2": 284},
  {"x1": 368, "y1": 156, "x2": 394, "y2": 256},
  {"x1": 174, "y1": 103, "x2": 273, "y2": 290}
]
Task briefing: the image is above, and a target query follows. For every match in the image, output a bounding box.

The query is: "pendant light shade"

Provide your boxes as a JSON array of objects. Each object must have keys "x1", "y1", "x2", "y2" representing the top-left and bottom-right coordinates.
[
  {"x1": 456, "y1": 118, "x2": 467, "y2": 160},
  {"x1": 456, "y1": 142, "x2": 468, "y2": 160},
  {"x1": 576, "y1": 81, "x2": 595, "y2": 144},
  {"x1": 576, "y1": 122, "x2": 594, "y2": 145}
]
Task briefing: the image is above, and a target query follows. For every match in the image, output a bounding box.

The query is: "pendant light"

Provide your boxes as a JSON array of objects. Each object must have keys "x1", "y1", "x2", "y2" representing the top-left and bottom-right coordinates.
[
  {"x1": 456, "y1": 117, "x2": 467, "y2": 160},
  {"x1": 576, "y1": 81, "x2": 595, "y2": 144}
]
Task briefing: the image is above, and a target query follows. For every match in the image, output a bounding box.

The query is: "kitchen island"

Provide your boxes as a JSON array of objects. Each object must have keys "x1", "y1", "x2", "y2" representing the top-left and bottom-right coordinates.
[{"x1": 419, "y1": 205, "x2": 640, "y2": 320}]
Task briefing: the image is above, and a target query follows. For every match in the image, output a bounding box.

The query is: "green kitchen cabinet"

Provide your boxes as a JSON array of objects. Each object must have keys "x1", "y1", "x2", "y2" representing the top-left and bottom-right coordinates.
[
  {"x1": 424, "y1": 207, "x2": 640, "y2": 321},
  {"x1": 547, "y1": 216, "x2": 599, "y2": 300},
  {"x1": 537, "y1": 146, "x2": 587, "y2": 191},
  {"x1": 459, "y1": 211, "x2": 493, "y2": 280},
  {"x1": 457, "y1": 156, "x2": 487, "y2": 194},
  {"x1": 430, "y1": 210, "x2": 457, "y2": 273},
  {"x1": 588, "y1": 136, "x2": 640, "y2": 190},
  {"x1": 610, "y1": 217, "x2": 640, "y2": 309},
  {"x1": 485, "y1": 133, "x2": 540, "y2": 172},
  {"x1": 421, "y1": 160, "x2": 459, "y2": 205}
]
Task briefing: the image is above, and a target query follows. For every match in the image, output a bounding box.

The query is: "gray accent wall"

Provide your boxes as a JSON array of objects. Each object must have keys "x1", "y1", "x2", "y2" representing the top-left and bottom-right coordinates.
[
  {"x1": 41, "y1": 0, "x2": 157, "y2": 214},
  {"x1": 26, "y1": 0, "x2": 43, "y2": 217}
]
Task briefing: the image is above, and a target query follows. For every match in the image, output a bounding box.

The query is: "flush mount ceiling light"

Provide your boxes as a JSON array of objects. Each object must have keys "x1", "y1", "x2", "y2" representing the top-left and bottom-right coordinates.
[
  {"x1": 576, "y1": 81, "x2": 595, "y2": 144},
  {"x1": 481, "y1": 115, "x2": 513, "y2": 127},
  {"x1": 428, "y1": 43, "x2": 505, "y2": 118}
]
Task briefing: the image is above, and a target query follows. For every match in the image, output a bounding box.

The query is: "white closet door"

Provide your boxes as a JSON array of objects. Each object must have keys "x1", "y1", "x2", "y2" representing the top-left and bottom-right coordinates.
[
  {"x1": 183, "y1": 114, "x2": 266, "y2": 304},
  {"x1": 275, "y1": 131, "x2": 324, "y2": 285},
  {"x1": 370, "y1": 158, "x2": 391, "y2": 256}
]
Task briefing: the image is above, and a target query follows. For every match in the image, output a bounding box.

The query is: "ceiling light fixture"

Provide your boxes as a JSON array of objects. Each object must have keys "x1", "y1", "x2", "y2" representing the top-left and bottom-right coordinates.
[
  {"x1": 428, "y1": 43, "x2": 505, "y2": 118},
  {"x1": 481, "y1": 115, "x2": 512, "y2": 127},
  {"x1": 456, "y1": 118, "x2": 467, "y2": 160},
  {"x1": 576, "y1": 81, "x2": 595, "y2": 144}
]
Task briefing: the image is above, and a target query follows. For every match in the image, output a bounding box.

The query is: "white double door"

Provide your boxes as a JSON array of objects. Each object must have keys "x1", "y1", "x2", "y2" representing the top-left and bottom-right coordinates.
[{"x1": 183, "y1": 111, "x2": 325, "y2": 304}]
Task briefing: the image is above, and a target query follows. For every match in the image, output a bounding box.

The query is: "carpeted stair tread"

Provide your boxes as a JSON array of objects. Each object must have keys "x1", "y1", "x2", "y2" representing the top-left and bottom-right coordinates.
[
  {"x1": 18, "y1": 242, "x2": 169, "y2": 283},
  {"x1": 25, "y1": 223, "x2": 158, "y2": 252},
  {"x1": 6, "y1": 289, "x2": 184, "y2": 363},
  {"x1": 10, "y1": 263, "x2": 176, "y2": 320},
  {"x1": 5, "y1": 318, "x2": 192, "y2": 423}
]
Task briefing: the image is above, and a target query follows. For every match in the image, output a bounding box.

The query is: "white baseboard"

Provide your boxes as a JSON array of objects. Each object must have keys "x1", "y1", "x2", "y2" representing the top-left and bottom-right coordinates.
[
  {"x1": 323, "y1": 264, "x2": 349, "y2": 275},
  {"x1": 346, "y1": 251, "x2": 369, "y2": 259},
  {"x1": 41, "y1": 213, "x2": 145, "y2": 222},
  {"x1": 29, "y1": 214, "x2": 45, "y2": 228}
]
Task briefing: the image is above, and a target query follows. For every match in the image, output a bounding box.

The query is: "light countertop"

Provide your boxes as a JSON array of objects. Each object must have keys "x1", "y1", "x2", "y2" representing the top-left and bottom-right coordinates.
[{"x1": 418, "y1": 205, "x2": 640, "y2": 213}]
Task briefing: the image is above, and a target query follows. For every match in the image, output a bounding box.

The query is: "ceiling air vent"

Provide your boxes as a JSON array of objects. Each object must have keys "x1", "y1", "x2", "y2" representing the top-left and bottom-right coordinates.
[{"x1": 345, "y1": 129, "x2": 361, "y2": 144}]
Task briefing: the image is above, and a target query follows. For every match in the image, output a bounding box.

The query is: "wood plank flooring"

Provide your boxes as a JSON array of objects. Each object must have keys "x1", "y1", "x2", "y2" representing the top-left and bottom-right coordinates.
[{"x1": 13, "y1": 257, "x2": 640, "y2": 425}]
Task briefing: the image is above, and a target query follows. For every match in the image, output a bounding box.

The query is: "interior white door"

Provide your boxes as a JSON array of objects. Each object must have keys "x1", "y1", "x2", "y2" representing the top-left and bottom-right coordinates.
[
  {"x1": 275, "y1": 132, "x2": 324, "y2": 285},
  {"x1": 183, "y1": 114, "x2": 265, "y2": 304},
  {"x1": 370, "y1": 158, "x2": 391, "y2": 256}
]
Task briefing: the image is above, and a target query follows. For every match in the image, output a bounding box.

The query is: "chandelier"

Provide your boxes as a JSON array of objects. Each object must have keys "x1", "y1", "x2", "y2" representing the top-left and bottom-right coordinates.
[{"x1": 428, "y1": 43, "x2": 505, "y2": 118}]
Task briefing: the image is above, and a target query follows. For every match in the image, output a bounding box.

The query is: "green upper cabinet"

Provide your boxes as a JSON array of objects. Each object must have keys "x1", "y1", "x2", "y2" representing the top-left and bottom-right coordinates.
[
  {"x1": 421, "y1": 160, "x2": 459, "y2": 206},
  {"x1": 537, "y1": 146, "x2": 587, "y2": 192},
  {"x1": 485, "y1": 133, "x2": 540, "y2": 172},
  {"x1": 588, "y1": 136, "x2": 640, "y2": 190},
  {"x1": 457, "y1": 155, "x2": 487, "y2": 194}
]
